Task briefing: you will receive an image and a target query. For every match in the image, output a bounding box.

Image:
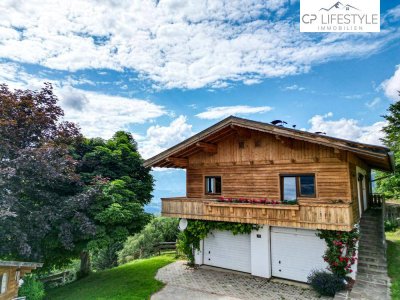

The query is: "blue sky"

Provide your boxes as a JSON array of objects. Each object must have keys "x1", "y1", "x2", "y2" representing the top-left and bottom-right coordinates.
[{"x1": 0, "y1": 0, "x2": 399, "y2": 213}]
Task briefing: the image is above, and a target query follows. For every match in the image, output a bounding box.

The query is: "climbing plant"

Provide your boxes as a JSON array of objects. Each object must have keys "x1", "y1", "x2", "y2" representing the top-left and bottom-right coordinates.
[
  {"x1": 178, "y1": 220, "x2": 260, "y2": 265},
  {"x1": 316, "y1": 228, "x2": 360, "y2": 278}
]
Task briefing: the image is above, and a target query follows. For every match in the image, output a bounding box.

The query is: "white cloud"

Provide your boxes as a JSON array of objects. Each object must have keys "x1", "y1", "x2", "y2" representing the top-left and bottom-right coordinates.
[
  {"x1": 0, "y1": 0, "x2": 398, "y2": 89},
  {"x1": 383, "y1": 5, "x2": 400, "y2": 22},
  {"x1": 0, "y1": 62, "x2": 167, "y2": 139},
  {"x1": 365, "y1": 97, "x2": 381, "y2": 109},
  {"x1": 196, "y1": 105, "x2": 272, "y2": 119},
  {"x1": 283, "y1": 84, "x2": 305, "y2": 91},
  {"x1": 138, "y1": 115, "x2": 194, "y2": 159},
  {"x1": 381, "y1": 65, "x2": 400, "y2": 101},
  {"x1": 344, "y1": 94, "x2": 363, "y2": 100},
  {"x1": 308, "y1": 112, "x2": 386, "y2": 146},
  {"x1": 58, "y1": 87, "x2": 167, "y2": 138}
]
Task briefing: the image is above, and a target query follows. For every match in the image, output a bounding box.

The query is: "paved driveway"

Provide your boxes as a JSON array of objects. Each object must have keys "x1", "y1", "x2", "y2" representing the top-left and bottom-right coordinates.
[{"x1": 152, "y1": 261, "x2": 330, "y2": 300}]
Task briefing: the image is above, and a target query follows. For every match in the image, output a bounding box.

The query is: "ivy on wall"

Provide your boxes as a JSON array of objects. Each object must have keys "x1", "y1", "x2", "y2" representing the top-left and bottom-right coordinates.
[
  {"x1": 177, "y1": 220, "x2": 260, "y2": 265},
  {"x1": 316, "y1": 228, "x2": 360, "y2": 278}
]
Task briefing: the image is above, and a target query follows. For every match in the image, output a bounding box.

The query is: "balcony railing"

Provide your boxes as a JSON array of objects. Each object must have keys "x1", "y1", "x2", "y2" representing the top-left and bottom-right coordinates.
[
  {"x1": 369, "y1": 193, "x2": 385, "y2": 208},
  {"x1": 161, "y1": 197, "x2": 356, "y2": 231}
]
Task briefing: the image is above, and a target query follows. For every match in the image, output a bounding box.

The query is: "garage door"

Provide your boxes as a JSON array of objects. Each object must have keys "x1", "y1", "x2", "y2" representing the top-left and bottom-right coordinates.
[
  {"x1": 271, "y1": 227, "x2": 327, "y2": 282},
  {"x1": 203, "y1": 230, "x2": 251, "y2": 273}
]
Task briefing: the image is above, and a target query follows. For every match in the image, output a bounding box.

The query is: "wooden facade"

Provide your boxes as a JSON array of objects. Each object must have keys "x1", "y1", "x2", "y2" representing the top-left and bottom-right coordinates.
[
  {"x1": 0, "y1": 262, "x2": 42, "y2": 300},
  {"x1": 145, "y1": 116, "x2": 393, "y2": 232}
]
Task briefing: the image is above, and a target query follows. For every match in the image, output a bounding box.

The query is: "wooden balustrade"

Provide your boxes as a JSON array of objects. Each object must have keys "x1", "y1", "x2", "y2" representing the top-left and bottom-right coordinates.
[
  {"x1": 161, "y1": 197, "x2": 355, "y2": 231},
  {"x1": 369, "y1": 193, "x2": 385, "y2": 208}
]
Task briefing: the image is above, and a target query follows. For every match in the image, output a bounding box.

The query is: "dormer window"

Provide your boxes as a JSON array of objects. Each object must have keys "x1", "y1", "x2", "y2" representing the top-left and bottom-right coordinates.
[{"x1": 205, "y1": 176, "x2": 222, "y2": 195}]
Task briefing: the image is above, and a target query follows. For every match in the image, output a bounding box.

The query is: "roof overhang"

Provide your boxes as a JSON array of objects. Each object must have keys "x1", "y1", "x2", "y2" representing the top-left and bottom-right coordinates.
[
  {"x1": 144, "y1": 116, "x2": 393, "y2": 172},
  {"x1": 0, "y1": 261, "x2": 43, "y2": 269}
]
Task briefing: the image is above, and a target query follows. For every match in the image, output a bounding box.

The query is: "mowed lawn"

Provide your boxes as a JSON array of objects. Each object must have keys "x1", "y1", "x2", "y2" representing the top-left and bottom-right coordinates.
[
  {"x1": 387, "y1": 229, "x2": 400, "y2": 300},
  {"x1": 46, "y1": 255, "x2": 176, "y2": 300}
]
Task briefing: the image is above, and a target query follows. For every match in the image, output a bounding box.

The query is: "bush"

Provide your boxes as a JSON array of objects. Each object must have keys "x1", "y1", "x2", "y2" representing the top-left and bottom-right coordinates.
[
  {"x1": 118, "y1": 217, "x2": 179, "y2": 264},
  {"x1": 92, "y1": 242, "x2": 122, "y2": 271},
  {"x1": 385, "y1": 219, "x2": 400, "y2": 232},
  {"x1": 18, "y1": 274, "x2": 45, "y2": 300},
  {"x1": 307, "y1": 270, "x2": 346, "y2": 297}
]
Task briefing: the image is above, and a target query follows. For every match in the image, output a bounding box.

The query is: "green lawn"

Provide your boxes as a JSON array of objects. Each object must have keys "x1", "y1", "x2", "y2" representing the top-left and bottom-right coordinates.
[
  {"x1": 387, "y1": 229, "x2": 400, "y2": 300},
  {"x1": 46, "y1": 255, "x2": 176, "y2": 300}
]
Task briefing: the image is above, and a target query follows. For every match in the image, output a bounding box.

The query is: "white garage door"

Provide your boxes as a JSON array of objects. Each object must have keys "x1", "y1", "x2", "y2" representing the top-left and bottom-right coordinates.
[
  {"x1": 271, "y1": 227, "x2": 328, "y2": 282},
  {"x1": 203, "y1": 230, "x2": 251, "y2": 273}
]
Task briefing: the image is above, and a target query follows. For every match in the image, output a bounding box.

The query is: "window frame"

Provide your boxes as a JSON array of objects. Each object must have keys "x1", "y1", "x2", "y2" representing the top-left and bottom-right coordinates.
[
  {"x1": 204, "y1": 176, "x2": 222, "y2": 195},
  {"x1": 280, "y1": 174, "x2": 316, "y2": 201}
]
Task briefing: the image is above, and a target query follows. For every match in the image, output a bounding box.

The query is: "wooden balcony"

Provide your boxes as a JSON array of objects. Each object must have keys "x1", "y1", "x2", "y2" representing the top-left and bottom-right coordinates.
[
  {"x1": 161, "y1": 197, "x2": 356, "y2": 231},
  {"x1": 369, "y1": 193, "x2": 385, "y2": 208}
]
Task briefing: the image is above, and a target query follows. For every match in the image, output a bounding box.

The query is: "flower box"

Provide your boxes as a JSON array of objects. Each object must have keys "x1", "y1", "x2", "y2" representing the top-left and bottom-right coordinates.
[{"x1": 215, "y1": 196, "x2": 288, "y2": 205}]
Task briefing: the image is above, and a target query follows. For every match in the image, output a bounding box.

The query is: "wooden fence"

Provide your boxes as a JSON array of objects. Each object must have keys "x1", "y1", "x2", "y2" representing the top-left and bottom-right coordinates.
[
  {"x1": 155, "y1": 242, "x2": 177, "y2": 256},
  {"x1": 385, "y1": 202, "x2": 400, "y2": 223}
]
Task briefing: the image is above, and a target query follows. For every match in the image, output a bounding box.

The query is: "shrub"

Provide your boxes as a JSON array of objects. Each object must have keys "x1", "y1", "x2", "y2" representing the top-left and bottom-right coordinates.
[
  {"x1": 316, "y1": 228, "x2": 359, "y2": 277},
  {"x1": 385, "y1": 219, "x2": 399, "y2": 232},
  {"x1": 118, "y1": 217, "x2": 179, "y2": 264},
  {"x1": 307, "y1": 270, "x2": 346, "y2": 297},
  {"x1": 18, "y1": 274, "x2": 45, "y2": 300}
]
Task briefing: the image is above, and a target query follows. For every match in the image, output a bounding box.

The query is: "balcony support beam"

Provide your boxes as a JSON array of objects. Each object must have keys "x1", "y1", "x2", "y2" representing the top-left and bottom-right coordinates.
[
  {"x1": 166, "y1": 157, "x2": 188, "y2": 167},
  {"x1": 196, "y1": 142, "x2": 218, "y2": 154}
]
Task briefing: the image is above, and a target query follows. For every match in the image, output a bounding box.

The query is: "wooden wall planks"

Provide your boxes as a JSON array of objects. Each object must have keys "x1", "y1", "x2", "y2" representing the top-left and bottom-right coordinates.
[
  {"x1": 161, "y1": 129, "x2": 375, "y2": 231},
  {"x1": 0, "y1": 267, "x2": 17, "y2": 300},
  {"x1": 187, "y1": 132, "x2": 352, "y2": 202}
]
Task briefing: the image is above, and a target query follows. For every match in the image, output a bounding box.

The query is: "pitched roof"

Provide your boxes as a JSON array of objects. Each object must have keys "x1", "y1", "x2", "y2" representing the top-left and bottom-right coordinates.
[{"x1": 144, "y1": 116, "x2": 394, "y2": 171}]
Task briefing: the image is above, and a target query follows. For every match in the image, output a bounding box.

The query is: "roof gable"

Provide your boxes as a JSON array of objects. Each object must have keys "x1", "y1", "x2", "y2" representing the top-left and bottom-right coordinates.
[{"x1": 144, "y1": 116, "x2": 393, "y2": 171}]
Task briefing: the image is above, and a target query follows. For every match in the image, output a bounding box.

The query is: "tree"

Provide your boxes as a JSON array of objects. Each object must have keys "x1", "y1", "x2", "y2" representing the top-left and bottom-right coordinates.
[
  {"x1": 0, "y1": 84, "x2": 100, "y2": 269},
  {"x1": 376, "y1": 92, "x2": 400, "y2": 199},
  {"x1": 72, "y1": 132, "x2": 153, "y2": 274},
  {"x1": 118, "y1": 217, "x2": 179, "y2": 264}
]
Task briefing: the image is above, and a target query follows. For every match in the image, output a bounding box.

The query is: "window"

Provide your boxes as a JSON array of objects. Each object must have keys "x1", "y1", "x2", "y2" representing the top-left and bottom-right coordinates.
[
  {"x1": 299, "y1": 175, "x2": 315, "y2": 197},
  {"x1": 205, "y1": 176, "x2": 221, "y2": 194},
  {"x1": 281, "y1": 174, "x2": 315, "y2": 201},
  {"x1": 0, "y1": 272, "x2": 8, "y2": 294},
  {"x1": 282, "y1": 177, "x2": 297, "y2": 201}
]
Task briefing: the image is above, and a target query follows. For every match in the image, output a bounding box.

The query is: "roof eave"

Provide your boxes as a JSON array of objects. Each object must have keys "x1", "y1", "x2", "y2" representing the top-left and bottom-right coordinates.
[
  {"x1": 0, "y1": 261, "x2": 44, "y2": 268},
  {"x1": 143, "y1": 116, "x2": 391, "y2": 169}
]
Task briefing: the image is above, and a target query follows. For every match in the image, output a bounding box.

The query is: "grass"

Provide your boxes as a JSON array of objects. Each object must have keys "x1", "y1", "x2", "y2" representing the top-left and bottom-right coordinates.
[
  {"x1": 46, "y1": 255, "x2": 176, "y2": 300},
  {"x1": 387, "y1": 229, "x2": 400, "y2": 300}
]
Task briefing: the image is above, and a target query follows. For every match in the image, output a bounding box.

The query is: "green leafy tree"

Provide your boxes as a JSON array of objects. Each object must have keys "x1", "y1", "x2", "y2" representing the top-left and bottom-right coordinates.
[
  {"x1": 376, "y1": 93, "x2": 400, "y2": 199},
  {"x1": 72, "y1": 132, "x2": 153, "y2": 274},
  {"x1": 118, "y1": 217, "x2": 179, "y2": 264},
  {"x1": 0, "y1": 84, "x2": 100, "y2": 269}
]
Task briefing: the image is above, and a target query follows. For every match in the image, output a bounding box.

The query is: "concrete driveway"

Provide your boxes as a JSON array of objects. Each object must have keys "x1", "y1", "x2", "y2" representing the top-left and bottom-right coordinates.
[{"x1": 151, "y1": 261, "x2": 330, "y2": 300}]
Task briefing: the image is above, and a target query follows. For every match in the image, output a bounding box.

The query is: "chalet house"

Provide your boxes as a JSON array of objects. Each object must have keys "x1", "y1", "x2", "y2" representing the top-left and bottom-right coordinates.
[
  {"x1": 0, "y1": 261, "x2": 43, "y2": 300},
  {"x1": 144, "y1": 116, "x2": 394, "y2": 283}
]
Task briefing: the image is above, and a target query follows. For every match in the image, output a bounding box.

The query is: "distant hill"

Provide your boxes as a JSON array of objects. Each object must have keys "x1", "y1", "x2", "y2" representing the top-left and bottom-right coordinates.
[{"x1": 144, "y1": 189, "x2": 181, "y2": 214}]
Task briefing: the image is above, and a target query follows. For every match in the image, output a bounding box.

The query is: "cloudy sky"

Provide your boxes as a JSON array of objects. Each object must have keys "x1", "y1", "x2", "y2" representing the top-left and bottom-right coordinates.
[{"x1": 0, "y1": 0, "x2": 399, "y2": 212}]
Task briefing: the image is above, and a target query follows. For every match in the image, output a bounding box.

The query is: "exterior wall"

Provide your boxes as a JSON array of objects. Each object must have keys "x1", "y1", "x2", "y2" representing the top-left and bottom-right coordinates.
[
  {"x1": 0, "y1": 267, "x2": 17, "y2": 300},
  {"x1": 187, "y1": 132, "x2": 352, "y2": 203},
  {"x1": 250, "y1": 226, "x2": 271, "y2": 278},
  {"x1": 194, "y1": 240, "x2": 204, "y2": 265},
  {"x1": 348, "y1": 152, "x2": 371, "y2": 220}
]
